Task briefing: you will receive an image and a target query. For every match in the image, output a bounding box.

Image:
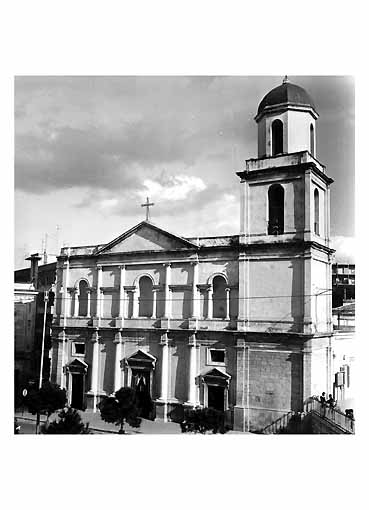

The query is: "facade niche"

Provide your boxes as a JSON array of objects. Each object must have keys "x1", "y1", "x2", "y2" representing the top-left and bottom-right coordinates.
[
  {"x1": 78, "y1": 280, "x2": 88, "y2": 316},
  {"x1": 212, "y1": 275, "x2": 227, "y2": 318},
  {"x1": 268, "y1": 184, "x2": 284, "y2": 235},
  {"x1": 138, "y1": 276, "x2": 153, "y2": 317}
]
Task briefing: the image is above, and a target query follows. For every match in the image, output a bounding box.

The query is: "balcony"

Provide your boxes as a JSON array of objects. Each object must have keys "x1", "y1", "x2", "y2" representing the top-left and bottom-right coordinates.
[{"x1": 52, "y1": 315, "x2": 237, "y2": 331}]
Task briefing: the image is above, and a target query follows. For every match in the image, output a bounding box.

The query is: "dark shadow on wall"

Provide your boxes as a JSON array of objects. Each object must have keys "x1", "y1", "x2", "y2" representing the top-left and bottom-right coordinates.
[
  {"x1": 102, "y1": 338, "x2": 115, "y2": 394},
  {"x1": 173, "y1": 337, "x2": 189, "y2": 402},
  {"x1": 289, "y1": 258, "x2": 304, "y2": 332},
  {"x1": 292, "y1": 179, "x2": 305, "y2": 240},
  {"x1": 288, "y1": 352, "x2": 303, "y2": 412}
]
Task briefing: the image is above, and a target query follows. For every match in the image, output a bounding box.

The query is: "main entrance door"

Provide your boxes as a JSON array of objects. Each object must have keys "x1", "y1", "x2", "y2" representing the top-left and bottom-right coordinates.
[
  {"x1": 71, "y1": 373, "x2": 84, "y2": 409},
  {"x1": 131, "y1": 369, "x2": 153, "y2": 419},
  {"x1": 208, "y1": 385, "x2": 225, "y2": 411}
]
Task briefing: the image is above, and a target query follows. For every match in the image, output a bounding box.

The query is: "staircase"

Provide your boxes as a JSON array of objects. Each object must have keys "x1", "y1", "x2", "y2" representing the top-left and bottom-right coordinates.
[{"x1": 261, "y1": 398, "x2": 355, "y2": 434}]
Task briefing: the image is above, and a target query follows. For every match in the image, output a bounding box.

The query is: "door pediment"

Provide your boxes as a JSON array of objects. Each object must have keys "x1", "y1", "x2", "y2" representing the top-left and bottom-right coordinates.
[
  {"x1": 201, "y1": 368, "x2": 231, "y2": 387},
  {"x1": 66, "y1": 358, "x2": 88, "y2": 374},
  {"x1": 125, "y1": 349, "x2": 157, "y2": 369}
]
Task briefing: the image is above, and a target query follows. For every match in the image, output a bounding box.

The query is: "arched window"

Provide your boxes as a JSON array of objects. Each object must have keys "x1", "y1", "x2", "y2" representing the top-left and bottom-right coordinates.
[
  {"x1": 314, "y1": 188, "x2": 319, "y2": 235},
  {"x1": 310, "y1": 124, "x2": 315, "y2": 156},
  {"x1": 268, "y1": 184, "x2": 284, "y2": 235},
  {"x1": 212, "y1": 275, "x2": 227, "y2": 319},
  {"x1": 272, "y1": 119, "x2": 283, "y2": 156},
  {"x1": 138, "y1": 276, "x2": 153, "y2": 317},
  {"x1": 78, "y1": 280, "x2": 88, "y2": 316}
]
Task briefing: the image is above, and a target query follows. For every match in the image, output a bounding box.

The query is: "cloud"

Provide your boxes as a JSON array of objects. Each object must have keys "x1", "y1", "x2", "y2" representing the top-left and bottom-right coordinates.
[
  {"x1": 139, "y1": 174, "x2": 206, "y2": 202},
  {"x1": 14, "y1": 76, "x2": 259, "y2": 195},
  {"x1": 331, "y1": 236, "x2": 355, "y2": 263}
]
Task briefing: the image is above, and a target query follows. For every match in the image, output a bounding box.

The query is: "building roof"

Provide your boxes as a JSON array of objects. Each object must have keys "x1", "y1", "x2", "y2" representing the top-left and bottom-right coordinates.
[
  {"x1": 333, "y1": 301, "x2": 355, "y2": 315},
  {"x1": 257, "y1": 79, "x2": 316, "y2": 116}
]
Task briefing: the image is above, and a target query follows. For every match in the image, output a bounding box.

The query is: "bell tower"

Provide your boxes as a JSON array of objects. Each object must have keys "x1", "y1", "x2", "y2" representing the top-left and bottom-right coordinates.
[
  {"x1": 236, "y1": 78, "x2": 334, "y2": 337},
  {"x1": 233, "y1": 78, "x2": 336, "y2": 430}
]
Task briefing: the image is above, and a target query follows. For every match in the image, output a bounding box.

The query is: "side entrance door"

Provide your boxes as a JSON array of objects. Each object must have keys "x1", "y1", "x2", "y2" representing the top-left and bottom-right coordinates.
[
  {"x1": 131, "y1": 369, "x2": 153, "y2": 419},
  {"x1": 71, "y1": 373, "x2": 84, "y2": 409}
]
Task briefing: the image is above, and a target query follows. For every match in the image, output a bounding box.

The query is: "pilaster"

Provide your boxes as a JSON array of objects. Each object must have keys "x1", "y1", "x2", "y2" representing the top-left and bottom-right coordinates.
[
  {"x1": 90, "y1": 331, "x2": 100, "y2": 412},
  {"x1": 113, "y1": 331, "x2": 122, "y2": 392},
  {"x1": 185, "y1": 333, "x2": 200, "y2": 406},
  {"x1": 163, "y1": 263, "x2": 172, "y2": 318}
]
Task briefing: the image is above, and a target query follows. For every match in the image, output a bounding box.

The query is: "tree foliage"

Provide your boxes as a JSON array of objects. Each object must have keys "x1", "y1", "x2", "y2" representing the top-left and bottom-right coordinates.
[
  {"x1": 180, "y1": 407, "x2": 229, "y2": 434},
  {"x1": 42, "y1": 407, "x2": 91, "y2": 434},
  {"x1": 24, "y1": 382, "x2": 67, "y2": 418},
  {"x1": 98, "y1": 387, "x2": 141, "y2": 434}
]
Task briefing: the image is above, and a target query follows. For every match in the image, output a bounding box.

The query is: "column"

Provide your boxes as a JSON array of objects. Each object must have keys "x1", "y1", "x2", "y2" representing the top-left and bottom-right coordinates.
[
  {"x1": 63, "y1": 259, "x2": 70, "y2": 326},
  {"x1": 132, "y1": 289, "x2": 139, "y2": 318},
  {"x1": 60, "y1": 330, "x2": 67, "y2": 388},
  {"x1": 326, "y1": 187, "x2": 331, "y2": 247},
  {"x1": 160, "y1": 334, "x2": 169, "y2": 401},
  {"x1": 225, "y1": 287, "x2": 230, "y2": 320},
  {"x1": 86, "y1": 289, "x2": 91, "y2": 318},
  {"x1": 207, "y1": 287, "x2": 213, "y2": 319},
  {"x1": 186, "y1": 334, "x2": 199, "y2": 406},
  {"x1": 119, "y1": 265, "x2": 126, "y2": 318},
  {"x1": 163, "y1": 263, "x2": 172, "y2": 318},
  {"x1": 191, "y1": 260, "x2": 199, "y2": 318},
  {"x1": 90, "y1": 331, "x2": 99, "y2": 412},
  {"x1": 96, "y1": 265, "x2": 103, "y2": 326},
  {"x1": 113, "y1": 332, "x2": 122, "y2": 392},
  {"x1": 151, "y1": 290, "x2": 157, "y2": 319}
]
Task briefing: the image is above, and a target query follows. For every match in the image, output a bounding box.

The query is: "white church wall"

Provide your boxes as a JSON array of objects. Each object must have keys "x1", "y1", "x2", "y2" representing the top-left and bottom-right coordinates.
[{"x1": 248, "y1": 258, "x2": 304, "y2": 324}]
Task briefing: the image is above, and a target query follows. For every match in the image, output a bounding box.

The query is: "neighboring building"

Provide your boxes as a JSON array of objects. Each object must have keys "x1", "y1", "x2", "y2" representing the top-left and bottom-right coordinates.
[
  {"x1": 14, "y1": 255, "x2": 56, "y2": 401},
  {"x1": 332, "y1": 262, "x2": 355, "y2": 307},
  {"x1": 331, "y1": 301, "x2": 355, "y2": 410},
  {"x1": 50, "y1": 78, "x2": 335, "y2": 431},
  {"x1": 14, "y1": 282, "x2": 39, "y2": 399}
]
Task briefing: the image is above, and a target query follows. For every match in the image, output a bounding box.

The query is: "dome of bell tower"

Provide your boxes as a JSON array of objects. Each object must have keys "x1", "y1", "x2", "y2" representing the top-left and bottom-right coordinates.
[
  {"x1": 255, "y1": 77, "x2": 318, "y2": 158},
  {"x1": 256, "y1": 77, "x2": 317, "y2": 119}
]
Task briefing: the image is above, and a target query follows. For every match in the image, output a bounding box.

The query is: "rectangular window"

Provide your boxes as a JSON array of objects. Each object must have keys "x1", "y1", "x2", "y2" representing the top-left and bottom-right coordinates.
[
  {"x1": 72, "y1": 343, "x2": 85, "y2": 356},
  {"x1": 207, "y1": 348, "x2": 226, "y2": 366}
]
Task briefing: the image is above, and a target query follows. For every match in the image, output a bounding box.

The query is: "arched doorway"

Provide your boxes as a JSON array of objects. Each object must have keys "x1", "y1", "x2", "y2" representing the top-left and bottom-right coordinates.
[
  {"x1": 272, "y1": 119, "x2": 283, "y2": 156},
  {"x1": 268, "y1": 183, "x2": 284, "y2": 235}
]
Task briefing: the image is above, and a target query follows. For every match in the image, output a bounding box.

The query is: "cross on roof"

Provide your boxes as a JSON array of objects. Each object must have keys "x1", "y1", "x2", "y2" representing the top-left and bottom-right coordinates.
[{"x1": 141, "y1": 196, "x2": 155, "y2": 222}]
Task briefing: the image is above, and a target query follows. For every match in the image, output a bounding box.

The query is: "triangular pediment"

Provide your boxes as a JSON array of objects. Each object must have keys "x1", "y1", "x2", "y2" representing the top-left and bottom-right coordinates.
[
  {"x1": 202, "y1": 368, "x2": 231, "y2": 386},
  {"x1": 95, "y1": 221, "x2": 197, "y2": 255},
  {"x1": 66, "y1": 358, "x2": 88, "y2": 373},
  {"x1": 126, "y1": 349, "x2": 157, "y2": 368}
]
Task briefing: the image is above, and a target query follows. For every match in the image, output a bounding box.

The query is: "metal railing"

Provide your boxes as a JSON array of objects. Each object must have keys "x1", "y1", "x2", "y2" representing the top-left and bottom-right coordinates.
[
  {"x1": 304, "y1": 398, "x2": 355, "y2": 434},
  {"x1": 262, "y1": 411, "x2": 296, "y2": 434}
]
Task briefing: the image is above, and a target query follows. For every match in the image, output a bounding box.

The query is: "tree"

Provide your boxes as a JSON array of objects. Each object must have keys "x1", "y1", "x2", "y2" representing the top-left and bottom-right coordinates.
[
  {"x1": 180, "y1": 407, "x2": 229, "y2": 434},
  {"x1": 24, "y1": 382, "x2": 67, "y2": 434},
  {"x1": 98, "y1": 387, "x2": 141, "y2": 434},
  {"x1": 41, "y1": 407, "x2": 91, "y2": 434}
]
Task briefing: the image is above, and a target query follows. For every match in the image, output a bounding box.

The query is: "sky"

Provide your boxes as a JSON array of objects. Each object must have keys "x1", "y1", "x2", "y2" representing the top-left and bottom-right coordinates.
[{"x1": 14, "y1": 75, "x2": 355, "y2": 269}]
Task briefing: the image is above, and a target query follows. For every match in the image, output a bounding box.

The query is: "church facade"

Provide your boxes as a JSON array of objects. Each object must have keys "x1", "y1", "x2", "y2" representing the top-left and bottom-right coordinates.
[{"x1": 50, "y1": 78, "x2": 334, "y2": 431}]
